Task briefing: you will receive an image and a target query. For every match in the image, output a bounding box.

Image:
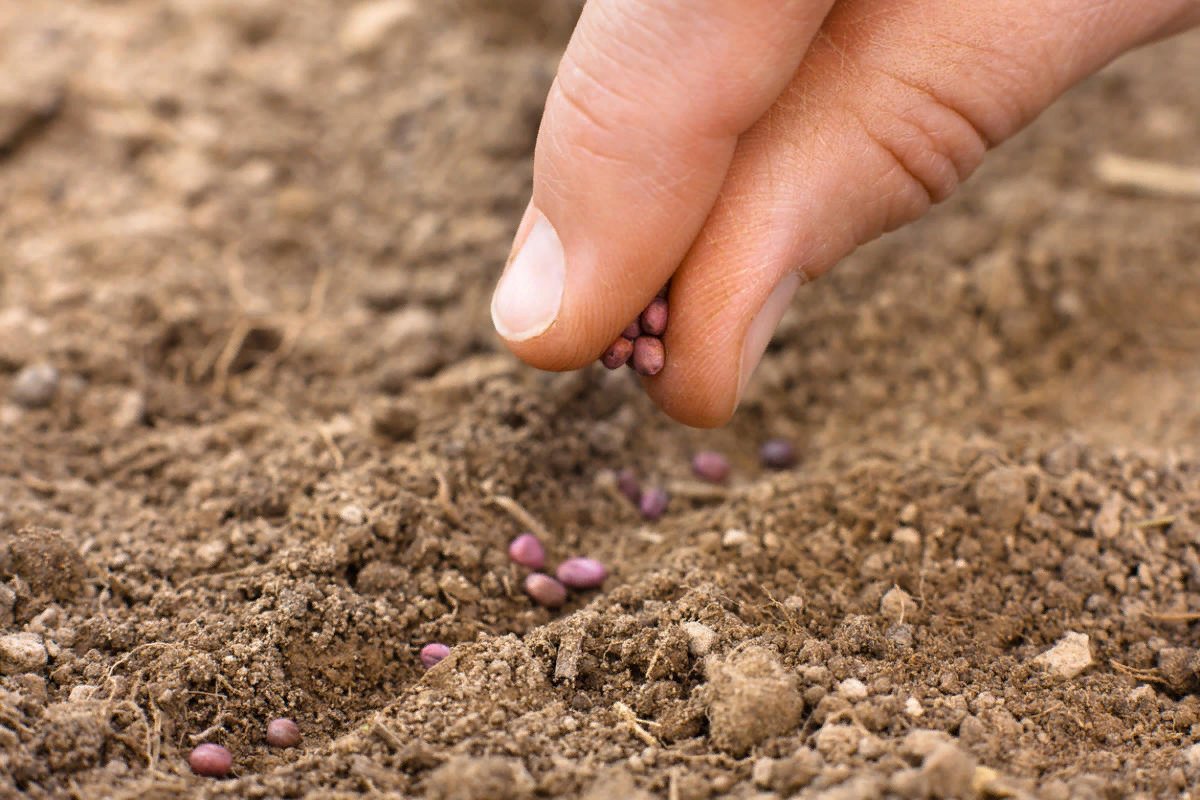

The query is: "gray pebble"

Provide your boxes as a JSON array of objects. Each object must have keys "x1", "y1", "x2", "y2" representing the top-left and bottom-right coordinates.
[{"x1": 10, "y1": 363, "x2": 59, "y2": 409}]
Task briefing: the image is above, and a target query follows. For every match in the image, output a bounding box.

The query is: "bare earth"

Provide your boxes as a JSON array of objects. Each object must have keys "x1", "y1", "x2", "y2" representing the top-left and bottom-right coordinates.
[{"x1": 2, "y1": 2, "x2": 1200, "y2": 798}]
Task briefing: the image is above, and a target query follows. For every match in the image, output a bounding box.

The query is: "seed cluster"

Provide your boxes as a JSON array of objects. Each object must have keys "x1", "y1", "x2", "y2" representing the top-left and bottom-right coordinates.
[
  {"x1": 600, "y1": 286, "x2": 669, "y2": 376},
  {"x1": 509, "y1": 532, "x2": 608, "y2": 609}
]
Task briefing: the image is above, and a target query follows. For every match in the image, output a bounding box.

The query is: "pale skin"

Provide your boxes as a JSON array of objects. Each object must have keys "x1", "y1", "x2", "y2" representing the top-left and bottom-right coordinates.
[{"x1": 490, "y1": 0, "x2": 1200, "y2": 427}]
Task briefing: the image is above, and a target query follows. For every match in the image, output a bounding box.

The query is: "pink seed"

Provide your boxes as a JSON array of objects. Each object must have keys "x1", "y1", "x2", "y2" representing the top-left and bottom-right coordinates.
[
  {"x1": 632, "y1": 337, "x2": 665, "y2": 376},
  {"x1": 622, "y1": 321, "x2": 642, "y2": 339},
  {"x1": 760, "y1": 438, "x2": 798, "y2": 470},
  {"x1": 639, "y1": 298, "x2": 669, "y2": 337},
  {"x1": 524, "y1": 573, "x2": 567, "y2": 608},
  {"x1": 188, "y1": 743, "x2": 232, "y2": 778},
  {"x1": 601, "y1": 337, "x2": 634, "y2": 370},
  {"x1": 266, "y1": 718, "x2": 301, "y2": 748},
  {"x1": 508, "y1": 532, "x2": 546, "y2": 570},
  {"x1": 639, "y1": 487, "x2": 669, "y2": 520},
  {"x1": 691, "y1": 451, "x2": 731, "y2": 484},
  {"x1": 616, "y1": 468, "x2": 641, "y2": 505},
  {"x1": 420, "y1": 642, "x2": 451, "y2": 669},
  {"x1": 556, "y1": 557, "x2": 607, "y2": 590}
]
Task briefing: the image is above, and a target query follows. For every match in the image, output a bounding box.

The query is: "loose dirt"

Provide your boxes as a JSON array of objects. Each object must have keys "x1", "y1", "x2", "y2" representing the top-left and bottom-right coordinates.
[{"x1": 2, "y1": 2, "x2": 1200, "y2": 798}]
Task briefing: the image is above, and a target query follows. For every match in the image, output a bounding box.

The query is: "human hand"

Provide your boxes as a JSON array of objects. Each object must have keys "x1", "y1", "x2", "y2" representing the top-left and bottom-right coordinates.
[{"x1": 490, "y1": 0, "x2": 1200, "y2": 427}]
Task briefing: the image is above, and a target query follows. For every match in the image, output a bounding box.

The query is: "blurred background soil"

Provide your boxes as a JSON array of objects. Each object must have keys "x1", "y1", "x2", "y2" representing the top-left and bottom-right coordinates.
[{"x1": 2, "y1": 1, "x2": 1200, "y2": 798}]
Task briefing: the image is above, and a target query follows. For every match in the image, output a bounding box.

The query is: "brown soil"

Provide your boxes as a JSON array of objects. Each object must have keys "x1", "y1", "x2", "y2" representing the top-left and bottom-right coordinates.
[{"x1": 2, "y1": 2, "x2": 1200, "y2": 798}]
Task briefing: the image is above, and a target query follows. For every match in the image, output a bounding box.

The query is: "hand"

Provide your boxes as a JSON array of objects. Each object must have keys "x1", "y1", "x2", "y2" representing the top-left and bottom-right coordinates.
[{"x1": 490, "y1": 0, "x2": 1200, "y2": 427}]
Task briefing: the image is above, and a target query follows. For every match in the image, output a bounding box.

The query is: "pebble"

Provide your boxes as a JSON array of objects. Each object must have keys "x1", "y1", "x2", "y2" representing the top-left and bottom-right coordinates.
[
  {"x1": 639, "y1": 487, "x2": 669, "y2": 520},
  {"x1": 616, "y1": 468, "x2": 641, "y2": 505},
  {"x1": 524, "y1": 573, "x2": 567, "y2": 608},
  {"x1": 0, "y1": 632, "x2": 47, "y2": 675},
  {"x1": 601, "y1": 337, "x2": 634, "y2": 370},
  {"x1": 691, "y1": 451, "x2": 731, "y2": 484},
  {"x1": 507, "y1": 533, "x2": 546, "y2": 570},
  {"x1": 1033, "y1": 631, "x2": 1092, "y2": 679},
  {"x1": 338, "y1": 504, "x2": 366, "y2": 525},
  {"x1": 837, "y1": 678, "x2": 868, "y2": 701},
  {"x1": 759, "y1": 438, "x2": 797, "y2": 470},
  {"x1": 188, "y1": 743, "x2": 232, "y2": 778},
  {"x1": 419, "y1": 642, "x2": 451, "y2": 669},
  {"x1": 631, "y1": 337, "x2": 665, "y2": 376},
  {"x1": 266, "y1": 718, "x2": 301, "y2": 748},
  {"x1": 555, "y1": 557, "x2": 607, "y2": 590},
  {"x1": 9, "y1": 363, "x2": 59, "y2": 409}
]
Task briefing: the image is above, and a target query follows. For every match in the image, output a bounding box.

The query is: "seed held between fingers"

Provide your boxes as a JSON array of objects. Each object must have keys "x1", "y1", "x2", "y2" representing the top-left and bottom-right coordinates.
[
  {"x1": 639, "y1": 298, "x2": 668, "y2": 337},
  {"x1": 601, "y1": 337, "x2": 634, "y2": 370},
  {"x1": 525, "y1": 573, "x2": 568, "y2": 607},
  {"x1": 622, "y1": 321, "x2": 642, "y2": 339},
  {"x1": 632, "y1": 337, "x2": 665, "y2": 376}
]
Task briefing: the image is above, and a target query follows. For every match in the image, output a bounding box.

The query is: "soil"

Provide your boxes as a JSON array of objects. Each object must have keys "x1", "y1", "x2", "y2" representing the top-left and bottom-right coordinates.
[{"x1": 2, "y1": 2, "x2": 1200, "y2": 798}]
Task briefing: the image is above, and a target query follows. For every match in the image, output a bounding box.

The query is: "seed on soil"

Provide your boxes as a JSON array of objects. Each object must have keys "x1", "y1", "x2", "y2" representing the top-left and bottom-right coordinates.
[
  {"x1": 188, "y1": 743, "x2": 233, "y2": 778},
  {"x1": 9, "y1": 363, "x2": 59, "y2": 409},
  {"x1": 419, "y1": 642, "x2": 451, "y2": 669},
  {"x1": 524, "y1": 573, "x2": 567, "y2": 608},
  {"x1": 639, "y1": 298, "x2": 668, "y2": 337},
  {"x1": 616, "y1": 468, "x2": 641, "y2": 504},
  {"x1": 266, "y1": 718, "x2": 301, "y2": 748},
  {"x1": 691, "y1": 450, "x2": 731, "y2": 484},
  {"x1": 622, "y1": 321, "x2": 641, "y2": 339},
  {"x1": 555, "y1": 557, "x2": 607, "y2": 590},
  {"x1": 639, "y1": 487, "x2": 669, "y2": 520},
  {"x1": 631, "y1": 337, "x2": 665, "y2": 376},
  {"x1": 759, "y1": 438, "x2": 797, "y2": 470},
  {"x1": 508, "y1": 533, "x2": 546, "y2": 570},
  {"x1": 600, "y1": 337, "x2": 634, "y2": 370}
]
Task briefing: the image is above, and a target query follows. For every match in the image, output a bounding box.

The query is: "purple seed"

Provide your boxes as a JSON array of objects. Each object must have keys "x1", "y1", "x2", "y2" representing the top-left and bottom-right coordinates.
[
  {"x1": 616, "y1": 468, "x2": 641, "y2": 505},
  {"x1": 508, "y1": 532, "x2": 546, "y2": 570},
  {"x1": 556, "y1": 557, "x2": 608, "y2": 590},
  {"x1": 420, "y1": 642, "x2": 451, "y2": 669},
  {"x1": 524, "y1": 573, "x2": 567, "y2": 608},
  {"x1": 601, "y1": 337, "x2": 634, "y2": 370},
  {"x1": 639, "y1": 298, "x2": 669, "y2": 337},
  {"x1": 639, "y1": 487, "x2": 669, "y2": 520},
  {"x1": 188, "y1": 743, "x2": 232, "y2": 778},
  {"x1": 622, "y1": 321, "x2": 642, "y2": 339},
  {"x1": 266, "y1": 718, "x2": 301, "y2": 748},
  {"x1": 691, "y1": 451, "x2": 731, "y2": 484},
  {"x1": 632, "y1": 337, "x2": 665, "y2": 376},
  {"x1": 760, "y1": 438, "x2": 798, "y2": 470}
]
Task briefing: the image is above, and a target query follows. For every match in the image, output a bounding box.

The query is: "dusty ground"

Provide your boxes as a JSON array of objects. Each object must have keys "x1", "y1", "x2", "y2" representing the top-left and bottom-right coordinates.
[{"x1": 2, "y1": 1, "x2": 1200, "y2": 798}]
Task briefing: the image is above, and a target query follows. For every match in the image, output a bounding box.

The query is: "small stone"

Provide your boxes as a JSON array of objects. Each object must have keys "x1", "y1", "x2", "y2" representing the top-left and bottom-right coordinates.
[
  {"x1": 722, "y1": 528, "x2": 750, "y2": 548},
  {"x1": 0, "y1": 632, "x2": 47, "y2": 675},
  {"x1": 904, "y1": 697, "x2": 925, "y2": 717},
  {"x1": 621, "y1": 321, "x2": 642, "y2": 340},
  {"x1": 9, "y1": 363, "x2": 59, "y2": 409},
  {"x1": 752, "y1": 758, "x2": 775, "y2": 788},
  {"x1": 759, "y1": 438, "x2": 797, "y2": 470},
  {"x1": 266, "y1": 718, "x2": 301, "y2": 748},
  {"x1": 188, "y1": 743, "x2": 232, "y2": 778},
  {"x1": 112, "y1": 390, "x2": 147, "y2": 428},
  {"x1": 701, "y1": 646, "x2": 804, "y2": 756},
  {"x1": 339, "y1": 0, "x2": 417, "y2": 56},
  {"x1": 601, "y1": 337, "x2": 634, "y2": 370},
  {"x1": 524, "y1": 573, "x2": 567, "y2": 608},
  {"x1": 880, "y1": 586, "x2": 913, "y2": 622},
  {"x1": 420, "y1": 642, "x2": 451, "y2": 669},
  {"x1": 975, "y1": 466, "x2": 1027, "y2": 529},
  {"x1": 555, "y1": 557, "x2": 607, "y2": 590},
  {"x1": 691, "y1": 451, "x2": 731, "y2": 484},
  {"x1": 639, "y1": 487, "x2": 669, "y2": 520},
  {"x1": 339, "y1": 504, "x2": 366, "y2": 525},
  {"x1": 508, "y1": 533, "x2": 546, "y2": 571},
  {"x1": 837, "y1": 678, "x2": 868, "y2": 701},
  {"x1": 682, "y1": 622, "x2": 717, "y2": 657},
  {"x1": 1033, "y1": 631, "x2": 1092, "y2": 679},
  {"x1": 631, "y1": 336, "x2": 665, "y2": 376},
  {"x1": 920, "y1": 743, "x2": 977, "y2": 798}
]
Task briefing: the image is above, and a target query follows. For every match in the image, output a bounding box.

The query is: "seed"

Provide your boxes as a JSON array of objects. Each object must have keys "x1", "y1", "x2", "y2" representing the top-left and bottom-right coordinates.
[
  {"x1": 600, "y1": 337, "x2": 634, "y2": 370},
  {"x1": 616, "y1": 468, "x2": 641, "y2": 505},
  {"x1": 631, "y1": 337, "x2": 665, "y2": 376},
  {"x1": 266, "y1": 718, "x2": 301, "y2": 748},
  {"x1": 691, "y1": 451, "x2": 731, "y2": 484},
  {"x1": 188, "y1": 743, "x2": 232, "y2": 778},
  {"x1": 555, "y1": 557, "x2": 608, "y2": 589},
  {"x1": 639, "y1": 487, "x2": 669, "y2": 520},
  {"x1": 419, "y1": 642, "x2": 451, "y2": 669},
  {"x1": 508, "y1": 533, "x2": 546, "y2": 570},
  {"x1": 622, "y1": 321, "x2": 642, "y2": 339},
  {"x1": 639, "y1": 298, "x2": 669, "y2": 337},
  {"x1": 760, "y1": 438, "x2": 798, "y2": 470},
  {"x1": 524, "y1": 573, "x2": 567, "y2": 608}
]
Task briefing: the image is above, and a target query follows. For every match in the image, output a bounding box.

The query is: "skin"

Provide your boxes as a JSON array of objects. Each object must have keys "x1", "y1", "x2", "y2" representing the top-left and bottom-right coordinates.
[{"x1": 490, "y1": 0, "x2": 1200, "y2": 427}]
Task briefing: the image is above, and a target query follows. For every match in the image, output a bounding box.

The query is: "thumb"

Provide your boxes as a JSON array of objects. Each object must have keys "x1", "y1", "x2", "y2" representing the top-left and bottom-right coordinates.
[{"x1": 490, "y1": 0, "x2": 833, "y2": 370}]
